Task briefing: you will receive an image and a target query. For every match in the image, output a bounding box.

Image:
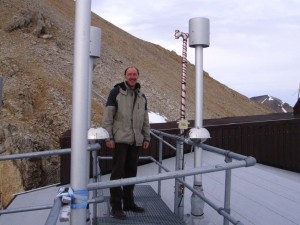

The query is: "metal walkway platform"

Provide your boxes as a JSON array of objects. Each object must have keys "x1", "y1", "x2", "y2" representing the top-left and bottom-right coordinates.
[{"x1": 93, "y1": 185, "x2": 185, "y2": 225}]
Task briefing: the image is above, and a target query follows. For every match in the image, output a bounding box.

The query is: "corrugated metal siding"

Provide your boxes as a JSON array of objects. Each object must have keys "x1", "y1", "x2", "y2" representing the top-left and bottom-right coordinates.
[{"x1": 205, "y1": 118, "x2": 300, "y2": 172}]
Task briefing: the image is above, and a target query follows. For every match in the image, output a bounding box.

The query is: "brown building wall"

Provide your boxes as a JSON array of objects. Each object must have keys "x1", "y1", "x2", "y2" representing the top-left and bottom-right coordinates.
[{"x1": 60, "y1": 113, "x2": 300, "y2": 184}]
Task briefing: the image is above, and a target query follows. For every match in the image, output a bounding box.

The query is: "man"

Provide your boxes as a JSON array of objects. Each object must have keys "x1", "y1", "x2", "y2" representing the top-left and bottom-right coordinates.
[{"x1": 102, "y1": 67, "x2": 151, "y2": 220}]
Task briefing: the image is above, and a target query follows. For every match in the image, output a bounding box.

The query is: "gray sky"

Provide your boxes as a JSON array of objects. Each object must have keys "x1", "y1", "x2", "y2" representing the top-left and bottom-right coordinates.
[{"x1": 92, "y1": 0, "x2": 300, "y2": 106}]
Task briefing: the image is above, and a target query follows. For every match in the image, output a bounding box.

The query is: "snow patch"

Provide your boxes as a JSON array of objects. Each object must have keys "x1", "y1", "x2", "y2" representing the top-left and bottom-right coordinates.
[
  {"x1": 261, "y1": 97, "x2": 268, "y2": 104},
  {"x1": 281, "y1": 106, "x2": 287, "y2": 113},
  {"x1": 148, "y1": 111, "x2": 167, "y2": 124}
]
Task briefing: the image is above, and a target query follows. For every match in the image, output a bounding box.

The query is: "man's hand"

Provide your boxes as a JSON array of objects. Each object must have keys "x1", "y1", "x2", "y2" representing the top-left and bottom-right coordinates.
[
  {"x1": 143, "y1": 141, "x2": 150, "y2": 150},
  {"x1": 105, "y1": 139, "x2": 115, "y2": 149}
]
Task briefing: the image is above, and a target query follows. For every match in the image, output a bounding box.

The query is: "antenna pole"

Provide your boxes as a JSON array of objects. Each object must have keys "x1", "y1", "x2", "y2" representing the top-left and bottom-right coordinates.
[
  {"x1": 189, "y1": 17, "x2": 210, "y2": 223},
  {"x1": 175, "y1": 30, "x2": 189, "y2": 121},
  {"x1": 174, "y1": 30, "x2": 189, "y2": 219},
  {"x1": 70, "y1": 0, "x2": 91, "y2": 225}
]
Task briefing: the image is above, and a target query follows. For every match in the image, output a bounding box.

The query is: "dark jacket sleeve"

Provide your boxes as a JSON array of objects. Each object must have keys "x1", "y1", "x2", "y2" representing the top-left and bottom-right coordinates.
[
  {"x1": 102, "y1": 87, "x2": 119, "y2": 139},
  {"x1": 141, "y1": 94, "x2": 151, "y2": 142}
]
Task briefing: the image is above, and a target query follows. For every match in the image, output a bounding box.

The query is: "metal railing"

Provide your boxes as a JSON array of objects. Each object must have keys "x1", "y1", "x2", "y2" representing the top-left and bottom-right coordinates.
[
  {"x1": 0, "y1": 143, "x2": 100, "y2": 225},
  {"x1": 90, "y1": 129, "x2": 255, "y2": 225},
  {"x1": 0, "y1": 128, "x2": 256, "y2": 225},
  {"x1": 149, "y1": 129, "x2": 255, "y2": 225}
]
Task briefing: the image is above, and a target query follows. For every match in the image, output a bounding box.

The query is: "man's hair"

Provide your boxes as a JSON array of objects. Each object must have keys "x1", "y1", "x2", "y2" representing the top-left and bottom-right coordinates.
[{"x1": 124, "y1": 67, "x2": 140, "y2": 75}]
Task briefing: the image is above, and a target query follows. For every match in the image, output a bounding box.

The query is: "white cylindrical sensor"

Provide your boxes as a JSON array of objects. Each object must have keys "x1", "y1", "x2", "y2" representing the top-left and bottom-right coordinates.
[
  {"x1": 189, "y1": 17, "x2": 210, "y2": 48},
  {"x1": 89, "y1": 26, "x2": 101, "y2": 58}
]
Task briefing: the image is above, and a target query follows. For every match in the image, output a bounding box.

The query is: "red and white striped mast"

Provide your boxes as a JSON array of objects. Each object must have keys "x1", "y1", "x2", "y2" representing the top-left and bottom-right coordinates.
[
  {"x1": 175, "y1": 30, "x2": 189, "y2": 124},
  {"x1": 174, "y1": 29, "x2": 189, "y2": 219}
]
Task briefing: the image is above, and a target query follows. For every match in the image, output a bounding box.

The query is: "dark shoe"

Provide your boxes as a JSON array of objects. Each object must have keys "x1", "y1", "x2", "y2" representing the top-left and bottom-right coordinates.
[
  {"x1": 123, "y1": 204, "x2": 145, "y2": 213},
  {"x1": 111, "y1": 209, "x2": 127, "y2": 220}
]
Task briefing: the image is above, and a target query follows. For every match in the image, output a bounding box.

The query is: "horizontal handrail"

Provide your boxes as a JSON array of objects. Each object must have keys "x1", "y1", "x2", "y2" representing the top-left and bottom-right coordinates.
[
  {"x1": 87, "y1": 159, "x2": 249, "y2": 190},
  {"x1": 150, "y1": 130, "x2": 176, "y2": 151},
  {"x1": 200, "y1": 143, "x2": 256, "y2": 166},
  {"x1": 98, "y1": 156, "x2": 153, "y2": 160},
  {"x1": 151, "y1": 129, "x2": 256, "y2": 166},
  {"x1": 14, "y1": 183, "x2": 60, "y2": 196},
  {"x1": 145, "y1": 156, "x2": 243, "y2": 225},
  {"x1": 94, "y1": 155, "x2": 247, "y2": 224},
  {"x1": 45, "y1": 197, "x2": 62, "y2": 225},
  {"x1": 0, "y1": 143, "x2": 100, "y2": 161},
  {"x1": 0, "y1": 204, "x2": 53, "y2": 215}
]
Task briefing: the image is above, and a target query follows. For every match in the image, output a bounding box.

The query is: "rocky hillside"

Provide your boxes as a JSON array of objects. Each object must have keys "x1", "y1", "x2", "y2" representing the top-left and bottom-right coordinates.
[
  {"x1": 250, "y1": 95, "x2": 293, "y2": 113},
  {"x1": 0, "y1": 0, "x2": 274, "y2": 207}
]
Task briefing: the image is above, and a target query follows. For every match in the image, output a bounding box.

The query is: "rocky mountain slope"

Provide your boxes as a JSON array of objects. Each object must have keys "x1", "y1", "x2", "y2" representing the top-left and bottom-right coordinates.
[
  {"x1": 0, "y1": 0, "x2": 274, "y2": 207},
  {"x1": 250, "y1": 95, "x2": 293, "y2": 113}
]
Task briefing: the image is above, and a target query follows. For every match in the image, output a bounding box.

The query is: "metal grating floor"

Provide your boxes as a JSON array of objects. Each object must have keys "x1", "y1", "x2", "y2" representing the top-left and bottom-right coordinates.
[{"x1": 93, "y1": 185, "x2": 185, "y2": 225}]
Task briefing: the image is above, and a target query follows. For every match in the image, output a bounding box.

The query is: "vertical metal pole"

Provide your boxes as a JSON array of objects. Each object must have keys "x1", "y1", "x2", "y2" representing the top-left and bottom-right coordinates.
[
  {"x1": 174, "y1": 141, "x2": 180, "y2": 217},
  {"x1": 177, "y1": 135, "x2": 185, "y2": 218},
  {"x1": 194, "y1": 46, "x2": 204, "y2": 184},
  {"x1": 92, "y1": 145, "x2": 98, "y2": 221},
  {"x1": 190, "y1": 45, "x2": 206, "y2": 218},
  {"x1": 88, "y1": 56, "x2": 94, "y2": 222},
  {"x1": 174, "y1": 30, "x2": 189, "y2": 121},
  {"x1": 70, "y1": 0, "x2": 91, "y2": 225},
  {"x1": 174, "y1": 140, "x2": 184, "y2": 219},
  {"x1": 158, "y1": 134, "x2": 163, "y2": 196},
  {"x1": 88, "y1": 26, "x2": 101, "y2": 222},
  {"x1": 223, "y1": 157, "x2": 232, "y2": 225},
  {"x1": 88, "y1": 56, "x2": 96, "y2": 222},
  {"x1": 189, "y1": 17, "x2": 210, "y2": 220},
  {"x1": 175, "y1": 30, "x2": 189, "y2": 220},
  {"x1": 87, "y1": 61, "x2": 94, "y2": 126}
]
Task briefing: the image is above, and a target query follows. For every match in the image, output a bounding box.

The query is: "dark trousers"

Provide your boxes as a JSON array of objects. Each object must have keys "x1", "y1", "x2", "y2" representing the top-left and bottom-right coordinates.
[{"x1": 110, "y1": 143, "x2": 140, "y2": 210}]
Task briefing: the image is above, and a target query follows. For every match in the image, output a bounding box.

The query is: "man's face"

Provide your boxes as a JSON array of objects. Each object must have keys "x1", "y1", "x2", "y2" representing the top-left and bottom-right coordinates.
[{"x1": 125, "y1": 68, "x2": 139, "y2": 88}]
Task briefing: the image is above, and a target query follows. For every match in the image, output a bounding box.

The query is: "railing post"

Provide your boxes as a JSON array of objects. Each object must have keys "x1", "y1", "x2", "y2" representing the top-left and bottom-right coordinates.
[
  {"x1": 223, "y1": 156, "x2": 232, "y2": 225},
  {"x1": 92, "y1": 143, "x2": 98, "y2": 221},
  {"x1": 158, "y1": 134, "x2": 163, "y2": 196},
  {"x1": 174, "y1": 140, "x2": 184, "y2": 219}
]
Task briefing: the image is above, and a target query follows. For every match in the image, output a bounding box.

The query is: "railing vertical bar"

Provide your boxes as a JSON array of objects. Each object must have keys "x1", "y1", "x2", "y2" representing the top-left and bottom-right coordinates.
[
  {"x1": 174, "y1": 140, "x2": 184, "y2": 219},
  {"x1": 158, "y1": 134, "x2": 163, "y2": 196},
  {"x1": 223, "y1": 156, "x2": 232, "y2": 225},
  {"x1": 92, "y1": 148, "x2": 98, "y2": 221},
  {"x1": 174, "y1": 140, "x2": 180, "y2": 215}
]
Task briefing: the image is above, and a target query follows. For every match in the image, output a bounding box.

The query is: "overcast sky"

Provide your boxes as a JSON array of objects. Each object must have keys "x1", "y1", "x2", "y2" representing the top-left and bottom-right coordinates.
[{"x1": 91, "y1": 0, "x2": 300, "y2": 106}]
